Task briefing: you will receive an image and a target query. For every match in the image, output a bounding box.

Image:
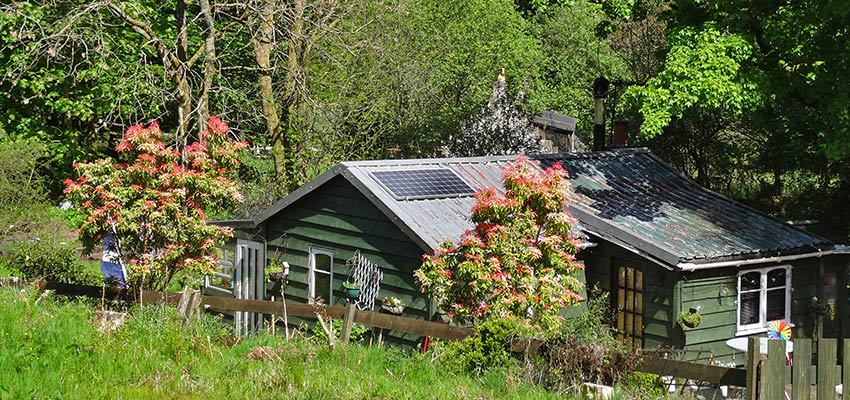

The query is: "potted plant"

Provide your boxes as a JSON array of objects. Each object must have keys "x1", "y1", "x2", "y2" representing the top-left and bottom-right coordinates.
[
  {"x1": 342, "y1": 281, "x2": 361, "y2": 299},
  {"x1": 382, "y1": 297, "x2": 405, "y2": 314},
  {"x1": 265, "y1": 258, "x2": 288, "y2": 284},
  {"x1": 677, "y1": 307, "x2": 702, "y2": 329},
  {"x1": 811, "y1": 297, "x2": 835, "y2": 320}
]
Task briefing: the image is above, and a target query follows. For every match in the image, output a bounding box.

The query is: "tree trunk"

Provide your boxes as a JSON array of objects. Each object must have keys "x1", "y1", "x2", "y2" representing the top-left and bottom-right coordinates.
[
  {"x1": 198, "y1": 0, "x2": 217, "y2": 131},
  {"x1": 175, "y1": 0, "x2": 192, "y2": 147},
  {"x1": 272, "y1": 0, "x2": 305, "y2": 191},
  {"x1": 252, "y1": 0, "x2": 281, "y2": 186}
]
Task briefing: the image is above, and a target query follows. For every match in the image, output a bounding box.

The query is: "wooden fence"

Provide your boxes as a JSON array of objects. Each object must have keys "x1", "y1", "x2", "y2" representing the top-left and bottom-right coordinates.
[
  {"x1": 27, "y1": 281, "x2": 474, "y2": 342},
  {"x1": 744, "y1": 337, "x2": 850, "y2": 400},
  {"x1": 17, "y1": 279, "x2": 848, "y2": 397}
]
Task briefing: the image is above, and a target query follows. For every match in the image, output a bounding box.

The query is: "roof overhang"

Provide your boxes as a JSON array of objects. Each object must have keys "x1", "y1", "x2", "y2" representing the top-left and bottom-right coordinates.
[
  {"x1": 677, "y1": 244, "x2": 850, "y2": 271},
  {"x1": 248, "y1": 164, "x2": 436, "y2": 254},
  {"x1": 337, "y1": 165, "x2": 435, "y2": 253},
  {"x1": 252, "y1": 167, "x2": 343, "y2": 226},
  {"x1": 208, "y1": 219, "x2": 256, "y2": 229},
  {"x1": 570, "y1": 207, "x2": 681, "y2": 270}
]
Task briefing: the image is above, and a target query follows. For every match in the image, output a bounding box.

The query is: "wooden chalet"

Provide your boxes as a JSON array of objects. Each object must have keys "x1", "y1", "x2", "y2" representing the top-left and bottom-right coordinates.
[{"x1": 217, "y1": 148, "x2": 850, "y2": 362}]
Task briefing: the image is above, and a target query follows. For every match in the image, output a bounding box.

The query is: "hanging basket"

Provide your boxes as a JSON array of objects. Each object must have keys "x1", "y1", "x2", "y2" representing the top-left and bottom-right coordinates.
[
  {"x1": 677, "y1": 310, "x2": 702, "y2": 329},
  {"x1": 344, "y1": 287, "x2": 361, "y2": 299},
  {"x1": 268, "y1": 272, "x2": 287, "y2": 283},
  {"x1": 382, "y1": 304, "x2": 405, "y2": 315}
]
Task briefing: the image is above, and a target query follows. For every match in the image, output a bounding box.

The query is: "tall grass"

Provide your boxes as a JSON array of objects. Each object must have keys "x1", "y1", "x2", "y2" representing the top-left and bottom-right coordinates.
[{"x1": 0, "y1": 287, "x2": 560, "y2": 399}]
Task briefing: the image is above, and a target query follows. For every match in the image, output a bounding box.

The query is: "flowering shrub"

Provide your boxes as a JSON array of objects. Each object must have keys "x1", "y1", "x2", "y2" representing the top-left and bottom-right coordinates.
[
  {"x1": 415, "y1": 157, "x2": 584, "y2": 332},
  {"x1": 64, "y1": 117, "x2": 247, "y2": 290}
]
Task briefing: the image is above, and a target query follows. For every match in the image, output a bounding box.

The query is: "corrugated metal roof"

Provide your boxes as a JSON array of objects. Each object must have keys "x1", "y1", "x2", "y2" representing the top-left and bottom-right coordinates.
[
  {"x1": 254, "y1": 148, "x2": 832, "y2": 269},
  {"x1": 535, "y1": 149, "x2": 829, "y2": 264}
]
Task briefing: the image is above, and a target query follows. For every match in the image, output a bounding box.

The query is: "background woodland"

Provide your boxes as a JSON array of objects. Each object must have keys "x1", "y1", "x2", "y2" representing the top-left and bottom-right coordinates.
[{"x1": 1, "y1": 0, "x2": 849, "y2": 241}]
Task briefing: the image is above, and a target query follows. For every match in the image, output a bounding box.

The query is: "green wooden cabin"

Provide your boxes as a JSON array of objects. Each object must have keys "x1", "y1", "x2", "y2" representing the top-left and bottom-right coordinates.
[{"x1": 223, "y1": 149, "x2": 849, "y2": 359}]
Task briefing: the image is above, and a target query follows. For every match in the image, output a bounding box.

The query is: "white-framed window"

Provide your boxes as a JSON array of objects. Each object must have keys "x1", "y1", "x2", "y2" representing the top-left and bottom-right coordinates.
[
  {"x1": 308, "y1": 247, "x2": 334, "y2": 304},
  {"x1": 736, "y1": 265, "x2": 792, "y2": 335}
]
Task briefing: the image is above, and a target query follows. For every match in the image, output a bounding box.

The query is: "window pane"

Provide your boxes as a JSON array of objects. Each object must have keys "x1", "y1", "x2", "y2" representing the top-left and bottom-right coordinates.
[
  {"x1": 741, "y1": 272, "x2": 761, "y2": 291},
  {"x1": 766, "y1": 288, "x2": 786, "y2": 321},
  {"x1": 740, "y1": 291, "x2": 760, "y2": 325},
  {"x1": 315, "y1": 253, "x2": 331, "y2": 273},
  {"x1": 315, "y1": 271, "x2": 331, "y2": 303},
  {"x1": 767, "y1": 269, "x2": 786, "y2": 288}
]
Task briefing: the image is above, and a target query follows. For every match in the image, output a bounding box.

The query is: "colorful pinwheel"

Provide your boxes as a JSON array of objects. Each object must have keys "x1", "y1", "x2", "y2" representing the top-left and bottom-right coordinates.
[{"x1": 767, "y1": 320, "x2": 792, "y2": 340}]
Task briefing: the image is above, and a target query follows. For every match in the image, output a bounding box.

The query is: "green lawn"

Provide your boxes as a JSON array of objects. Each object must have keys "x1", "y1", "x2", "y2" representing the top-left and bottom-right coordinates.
[{"x1": 0, "y1": 286, "x2": 561, "y2": 400}]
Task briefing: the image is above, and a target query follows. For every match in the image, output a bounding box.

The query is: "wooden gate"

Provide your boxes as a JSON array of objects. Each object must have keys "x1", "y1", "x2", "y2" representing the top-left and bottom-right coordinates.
[
  {"x1": 234, "y1": 240, "x2": 265, "y2": 335},
  {"x1": 204, "y1": 239, "x2": 265, "y2": 335},
  {"x1": 614, "y1": 264, "x2": 644, "y2": 349}
]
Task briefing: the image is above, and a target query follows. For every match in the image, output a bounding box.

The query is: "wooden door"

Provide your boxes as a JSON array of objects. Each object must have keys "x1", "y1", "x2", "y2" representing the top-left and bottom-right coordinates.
[{"x1": 614, "y1": 264, "x2": 644, "y2": 349}]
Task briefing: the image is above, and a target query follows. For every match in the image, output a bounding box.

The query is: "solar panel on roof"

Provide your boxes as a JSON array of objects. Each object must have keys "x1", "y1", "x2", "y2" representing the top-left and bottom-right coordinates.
[{"x1": 371, "y1": 169, "x2": 475, "y2": 199}]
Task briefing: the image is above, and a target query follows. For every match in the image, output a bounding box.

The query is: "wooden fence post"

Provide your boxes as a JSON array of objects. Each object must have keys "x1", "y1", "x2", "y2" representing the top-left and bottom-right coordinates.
[
  {"x1": 763, "y1": 340, "x2": 786, "y2": 400},
  {"x1": 818, "y1": 339, "x2": 837, "y2": 400},
  {"x1": 340, "y1": 303, "x2": 356, "y2": 345},
  {"x1": 746, "y1": 336, "x2": 760, "y2": 400},
  {"x1": 792, "y1": 339, "x2": 812, "y2": 400},
  {"x1": 844, "y1": 339, "x2": 850, "y2": 399},
  {"x1": 177, "y1": 285, "x2": 201, "y2": 323}
]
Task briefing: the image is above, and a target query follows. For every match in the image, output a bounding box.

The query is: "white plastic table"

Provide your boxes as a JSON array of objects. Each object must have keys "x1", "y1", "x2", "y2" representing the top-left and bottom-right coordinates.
[{"x1": 725, "y1": 337, "x2": 793, "y2": 354}]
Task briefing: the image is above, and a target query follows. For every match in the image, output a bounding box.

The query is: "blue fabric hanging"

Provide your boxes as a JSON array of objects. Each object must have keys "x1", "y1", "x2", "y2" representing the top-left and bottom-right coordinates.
[{"x1": 101, "y1": 233, "x2": 126, "y2": 288}]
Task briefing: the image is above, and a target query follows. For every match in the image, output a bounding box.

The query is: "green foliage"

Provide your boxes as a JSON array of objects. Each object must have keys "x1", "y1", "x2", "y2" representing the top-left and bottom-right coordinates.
[
  {"x1": 7, "y1": 241, "x2": 99, "y2": 285},
  {"x1": 316, "y1": 0, "x2": 546, "y2": 159},
  {"x1": 1, "y1": 0, "x2": 626, "y2": 199},
  {"x1": 677, "y1": 310, "x2": 702, "y2": 328},
  {"x1": 310, "y1": 320, "x2": 369, "y2": 344},
  {"x1": 533, "y1": 291, "x2": 641, "y2": 390},
  {"x1": 623, "y1": 23, "x2": 757, "y2": 138},
  {"x1": 620, "y1": 371, "x2": 666, "y2": 399},
  {"x1": 0, "y1": 139, "x2": 60, "y2": 244},
  {"x1": 0, "y1": 138, "x2": 46, "y2": 207},
  {"x1": 0, "y1": 286, "x2": 558, "y2": 399},
  {"x1": 560, "y1": 289, "x2": 616, "y2": 344},
  {"x1": 441, "y1": 317, "x2": 530, "y2": 375},
  {"x1": 64, "y1": 117, "x2": 246, "y2": 291},
  {"x1": 0, "y1": 2, "x2": 167, "y2": 195},
  {"x1": 526, "y1": 0, "x2": 629, "y2": 133},
  {"x1": 233, "y1": 152, "x2": 281, "y2": 218},
  {"x1": 416, "y1": 157, "x2": 584, "y2": 333}
]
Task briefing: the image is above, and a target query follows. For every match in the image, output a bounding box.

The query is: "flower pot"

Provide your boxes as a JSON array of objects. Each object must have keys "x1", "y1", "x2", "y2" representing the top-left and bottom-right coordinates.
[
  {"x1": 382, "y1": 305, "x2": 404, "y2": 315},
  {"x1": 677, "y1": 311, "x2": 701, "y2": 329},
  {"x1": 268, "y1": 272, "x2": 287, "y2": 283},
  {"x1": 680, "y1": 319, "x2": 699, "y2": 329},
  {"x1": 344, "y1": 287, "x2": 361, "y2": 299}
]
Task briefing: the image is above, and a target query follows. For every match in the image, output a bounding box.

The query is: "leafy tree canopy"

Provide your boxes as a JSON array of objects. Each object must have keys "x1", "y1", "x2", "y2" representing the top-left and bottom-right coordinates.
[
  {"x1": 64, "y1": 117, "x2": 245, "y2": 290},
  {"x1": 623, "y1": 23, "x2": 758, "y2": 138}
]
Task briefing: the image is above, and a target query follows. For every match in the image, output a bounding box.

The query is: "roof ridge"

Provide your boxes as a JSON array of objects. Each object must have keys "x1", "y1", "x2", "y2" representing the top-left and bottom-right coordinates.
[
  {"x1": 339, "y1": 149, "x2": 651, "y2": 169},
  {"x1": 531, "y1": 148, "x2": 649, "y2": 160}
]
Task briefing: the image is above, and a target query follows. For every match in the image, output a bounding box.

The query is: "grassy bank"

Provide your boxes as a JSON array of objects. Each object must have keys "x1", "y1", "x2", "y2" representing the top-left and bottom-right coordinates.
[{"x1": 0, "y1": 287, "x2": 559, "y2": 399}]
